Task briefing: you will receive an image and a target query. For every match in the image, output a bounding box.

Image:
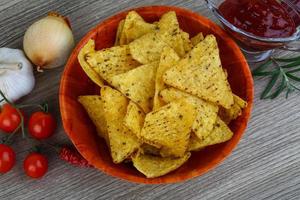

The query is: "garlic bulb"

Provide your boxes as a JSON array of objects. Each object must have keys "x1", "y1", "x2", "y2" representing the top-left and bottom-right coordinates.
[
  {"x1": 0, "y1": 48, "x2": 35, "y2": 105},
  {"x1": 23, "y1": 13, "x2": 75, "y2": 71}
]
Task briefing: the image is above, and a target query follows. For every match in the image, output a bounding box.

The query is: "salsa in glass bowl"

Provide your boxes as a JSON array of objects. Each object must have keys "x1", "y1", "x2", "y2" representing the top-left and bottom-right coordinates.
[{"x1": 206, "y1": 0, "x2": 300, "y2": 62}]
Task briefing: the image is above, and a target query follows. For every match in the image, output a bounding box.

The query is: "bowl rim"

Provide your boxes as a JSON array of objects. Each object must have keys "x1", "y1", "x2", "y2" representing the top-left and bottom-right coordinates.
[{"x1": 59, "y1": 5, "x2": 254, "y2": 184}]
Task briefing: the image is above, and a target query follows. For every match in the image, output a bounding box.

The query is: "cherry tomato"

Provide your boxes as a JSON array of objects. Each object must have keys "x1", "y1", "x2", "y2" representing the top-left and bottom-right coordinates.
[
  {"x1": 0, "y1": 104, "x2": 23, "y2": 133},
  {"x1": 0, "y1": 144, "x2": 16, "y2": 173},
  {"x1": 23, "y1": 152, "x2": 48, "y2": 179},
  {"x1": 28, "y1": 112, "x2": 56, "y2": 139}
]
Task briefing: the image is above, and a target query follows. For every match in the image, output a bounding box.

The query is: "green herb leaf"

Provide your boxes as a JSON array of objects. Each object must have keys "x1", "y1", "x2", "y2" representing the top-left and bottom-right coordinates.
[
  {"x1": 252, "y1": 60, "x2": 272, "y2": 74},
  {"x1": 286, "y1": 88, "x2": 293, "y2": 99},
  {"x1": 274, "y1": 56, "x2": 300, "y2": 62},
  {"x1": 286, "y1": 67, "x2": 300, "y2": 74},
  {"x1": 269, "y1": 76, "x2": 286, "y2": 99},
  {"x1": 281, "y1": 60, "x2": 300, "y2": 69},
  {"x1": 290, "y1": 84, "x2": 300, "y2": 92},
  {"x1": 286, "y1": 73, "x2": 300, "y2": 81},
  {"x1": 253, "y1": 70, "x2": 279, "y2": 76},
  {"x1": 254, "y1": 55, "x2": 300, "y2": 100},
  {"x1": 260, "y1": 72, "x2": 280, "y2": 99}
]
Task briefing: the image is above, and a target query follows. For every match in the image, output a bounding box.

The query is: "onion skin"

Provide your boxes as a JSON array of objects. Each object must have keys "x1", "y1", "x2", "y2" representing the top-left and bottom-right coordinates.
[{"x1": 23, "y1": 13, "x2": 75, "y2": 70}]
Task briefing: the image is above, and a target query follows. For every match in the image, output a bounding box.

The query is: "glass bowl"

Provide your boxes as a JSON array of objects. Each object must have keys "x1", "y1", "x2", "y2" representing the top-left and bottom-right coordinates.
[{"x1": 206, "y1": 0, "x2": 300, "y2": 62}]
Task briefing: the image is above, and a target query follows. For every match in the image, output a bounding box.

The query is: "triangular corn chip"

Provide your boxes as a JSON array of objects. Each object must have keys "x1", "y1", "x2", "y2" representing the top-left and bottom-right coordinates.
[
  {"x1": 153, "y1": 47, "x2": 180, "y2": 110},
  {"x1": 160, "y1": 88, "x2": 219, "y2": 140},
  {"x1": 140, "y1": 99, "x2": 196, "y2": 157},
  {"x1": 219, "y1": 94, "x2": 247, "y2": 124},
  {"x1": 157, "y1": 11, "x2": 190, "y2": 57},
  {"x1": 132, "y1": 151, "x2": 191, "y2": 178},
  {"x1": 115, "y1": 19, "x2": 125, "y2": 46},
  {"x1": 120, "y1": 11, "x2": 157, "y2": 45},
  {"x1": 129, "y1": 32, "x2": 169, "y2": 64},
  {"x1": 140, "y1": 143, "x2": 161, "y2": 156},
  {"x1": 191, "y1": 33, "x2": 204, "y2": 46},
  {"x1": 188, "y1": 133, "x2": 205, "y2": 152},
  {"x1": 188, "y1": 117, "x2": 233, "y2": 151},
  {"x1": 163, "y1": 35, "x2": 234, "y2": 109},
  {"x1": 78, "y1": 95, "x2": 108, "y2": 142},
  {"x1": 101, "y1": 86, "x2": 140, "y2": 163},
  {"x1": 157, "y1": 11, "x2": 179, "y2": 32},
  {"x1": 111, "y1": 62, "x2": 158, "y2": 113},
  {"x1": 123, "y1": 101, "x2": 145, "y2": 138},
  {"x1": 86, "y1": 45, "x2": 140, "y2": 84},
  {"x1": 78, "y1": 40, "x2": 104, "y2": 87},
  {"x1": 181, "y1": 30, "x2": 193, "y2": 54}
]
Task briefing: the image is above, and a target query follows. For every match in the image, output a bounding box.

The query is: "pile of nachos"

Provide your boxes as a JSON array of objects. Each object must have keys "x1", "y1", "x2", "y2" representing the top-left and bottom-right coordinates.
[{"x1": 77, "y1": 11, "x2": 247, "y2": 178}]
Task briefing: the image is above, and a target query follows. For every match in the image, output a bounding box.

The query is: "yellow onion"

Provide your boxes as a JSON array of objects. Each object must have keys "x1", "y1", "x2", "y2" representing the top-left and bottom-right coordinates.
[{"x1": 23, "y1": 12, "x2": 74, "y2": 71}]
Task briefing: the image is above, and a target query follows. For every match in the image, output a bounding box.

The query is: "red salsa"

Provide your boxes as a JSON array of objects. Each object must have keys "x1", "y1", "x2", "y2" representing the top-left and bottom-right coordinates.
[{"x1": 219, "y1": 0, "x2": 296, "y2": 38}]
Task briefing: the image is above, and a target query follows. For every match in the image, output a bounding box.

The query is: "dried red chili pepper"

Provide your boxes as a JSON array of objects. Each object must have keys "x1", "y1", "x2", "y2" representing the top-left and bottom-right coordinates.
[{"x1": 58, "y1": 145, "x2": 93, "y2": 168}]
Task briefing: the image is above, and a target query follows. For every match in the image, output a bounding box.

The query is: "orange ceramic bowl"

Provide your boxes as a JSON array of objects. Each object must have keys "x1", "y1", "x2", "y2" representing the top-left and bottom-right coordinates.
[{"x1": 59, "y1": 5, "x2": 254, "y2": 184}]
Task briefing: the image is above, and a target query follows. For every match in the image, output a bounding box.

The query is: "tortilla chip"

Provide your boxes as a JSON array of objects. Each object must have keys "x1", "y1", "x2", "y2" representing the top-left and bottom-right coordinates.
[
  {"x1": 140, "y1": 143, "x2": 160, "y2": 156},
  {"x1": 86, "y1": 45, "x2": 140, "y2": 84},
  {"x1": 187, "y1": 133, "x2": 204, "y2": 152},
  {"x1": 123, "y1": 101, "x2": 145, "y2": 138},
  {"x1": 115, "y1": 20, "x2": 125, "y2": 46},
  {"x1": 111, "y1": 62, "x2": 158, "y2": 113},
  {"x1": 101, "y1": 86, "x2": 140, "y2": 163},
  {"x1": 78, "y1": 95, "x2": 108, "y2": 142},
  {"x1": 219, "y1": 94, "x2": 247, "y2": 124},
  {"x1": 234, "y1": 94, "x2": 247, "y2": 108},
  {"x1": 160, "y1": 87, "x2": 219, "y2": 140},
  {"x1": 129, "y1": 32, "x2": 169, "y2": 64},
  {"x1": 78, "y1": 40, "x2": 104, "y2": 87},
  {"x1": 188, "y1": 117, "x2": 233, "y2": 151},
  {"x1": 157, "y1": 11, "x2": 179, "y2": 32},
  {"x1": 140, "y1": 99, "x2": 196, "y2": 157},
  {"x1": 132, "y1": 151, "x2": 191, "y2": 178},
  {"x1": 157, "y1": 11, "x2": 186, "y2": 57},
  {"x1": 181, "y1": 30, "x2": 193, "y2": 54},
  {"x1": 191, "y1": 33, "x2": 204, "y2": 46},
  {"x1": 153, "y1": 47, "x2": 180, "y2": 111},
  {"x1": 120, "y1": 11, "x2": 157, "y2": 45},
  {"x1": 163, "y1": 35, "x2": 234, "y2": 109}
]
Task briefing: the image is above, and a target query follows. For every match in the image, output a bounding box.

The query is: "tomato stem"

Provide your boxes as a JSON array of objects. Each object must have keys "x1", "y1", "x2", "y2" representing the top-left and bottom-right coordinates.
[
  {"x1": 3, "y1": 123, "x2": 21, "y2": 145},
  {"x1": 16, "y1": 102, "x2": 49, "y2": 113},
  {"x1": 41, "y1": 103, "x2": 49, "y2": 113},
  {"x1": 0, "y1": 90, "x2": 13, "y2": 105},
  {"x1": 17, "y1": 104, "x2": 44, "y2": 110},
  {"x1": 30, "y1": 145, "x2": 43, "y2": 154}
]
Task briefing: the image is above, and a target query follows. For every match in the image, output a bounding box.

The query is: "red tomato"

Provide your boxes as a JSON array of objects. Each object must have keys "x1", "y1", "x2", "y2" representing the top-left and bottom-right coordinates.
[
  {"x1": 23, "y1": 152, "x2": 48, "y2": 178},
  {"x1": 28, "y1": 112, "x2": 56, "y2": 139},
  {"x1": 0, "y1": 144, "x2": 16, "y2": 173},
  {"x1": 0, "y1": 104, "x2": 23, "y2": 133}
]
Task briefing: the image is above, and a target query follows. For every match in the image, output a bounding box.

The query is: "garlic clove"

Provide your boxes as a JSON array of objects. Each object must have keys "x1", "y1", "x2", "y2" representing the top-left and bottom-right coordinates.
[{"x1": 0, "y1": 48, "x2": 35, "y2": 105}]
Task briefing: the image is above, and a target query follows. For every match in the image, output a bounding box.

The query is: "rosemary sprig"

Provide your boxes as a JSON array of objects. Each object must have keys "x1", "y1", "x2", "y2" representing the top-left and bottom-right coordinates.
[{"x1": 252, "y1": 56, "x2": 300, "y2": 99}]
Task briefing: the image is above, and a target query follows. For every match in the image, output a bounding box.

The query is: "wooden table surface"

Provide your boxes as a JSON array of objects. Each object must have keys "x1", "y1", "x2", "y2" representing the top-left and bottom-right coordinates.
[{"x1": 1, "y1": 0, "x2": 300, "y2": 199}]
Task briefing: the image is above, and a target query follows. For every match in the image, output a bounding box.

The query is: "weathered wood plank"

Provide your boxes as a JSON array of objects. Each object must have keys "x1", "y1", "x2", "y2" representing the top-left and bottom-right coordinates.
[{"x1": 0, "y1": 0, "x2": 299, "y2": 200}]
